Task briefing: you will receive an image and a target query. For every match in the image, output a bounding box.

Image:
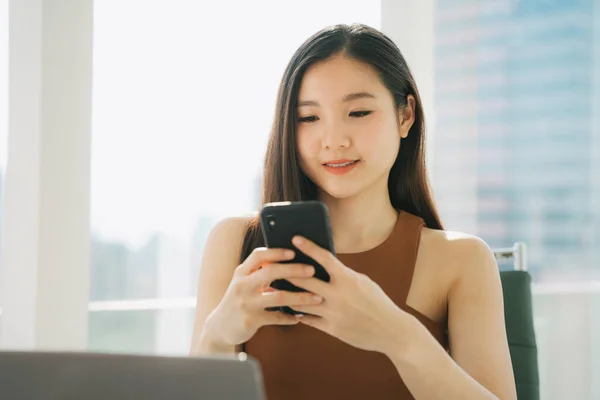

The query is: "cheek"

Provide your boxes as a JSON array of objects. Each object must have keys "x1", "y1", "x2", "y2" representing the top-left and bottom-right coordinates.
[
  {"x1": 296, "y1": 131, "x2": 320, "y2": 170},
  {"x1": 356, "y1": 119, "x2": 399, "y2": 159}
]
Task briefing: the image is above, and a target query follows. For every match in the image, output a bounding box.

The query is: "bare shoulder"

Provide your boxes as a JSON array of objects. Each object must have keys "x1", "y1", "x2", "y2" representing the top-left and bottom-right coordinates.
[
  {"x1": 419, "y1": 227, "x2": 499, "y2": 291},
  {"x1": 408, "y1": 227, "x2": 498, "y2": 321},
  {"x1": 205, "y1": 212, "x2": 257, "y2": 254},
  {"x1": 421, "y1": 227, "x2": 495, "y2": 260},
  {"x1": 210, "y1": 212, "x2": 258, "y2": 236},
  {"x1": 419, "y1": 231, "x2": 516, "y2": 398},
  {"x1": 198, "y1": 212, "x2": 258, "y2": 284}
]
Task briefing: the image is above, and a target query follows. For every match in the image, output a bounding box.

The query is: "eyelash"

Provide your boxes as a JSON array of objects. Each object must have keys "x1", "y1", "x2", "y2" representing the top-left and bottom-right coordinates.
[{"x1": 298, "y1": 110, "x2": 372, "y2": 123}]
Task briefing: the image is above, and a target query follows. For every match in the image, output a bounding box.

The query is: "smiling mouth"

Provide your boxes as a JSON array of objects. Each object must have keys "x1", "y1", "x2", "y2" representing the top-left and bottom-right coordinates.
[
  {"x1": 322, "y1": 160, "x2": 359, "y2": 167},
  {"x1": 321, "y1": 159, "x2": 360, "y2": 175}
]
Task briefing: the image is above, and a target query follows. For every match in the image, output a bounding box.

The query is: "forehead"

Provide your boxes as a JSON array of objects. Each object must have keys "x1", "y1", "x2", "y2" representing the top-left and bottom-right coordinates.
[{"x1": 298, "y1": 54, "x2": 387, "y2": 100}]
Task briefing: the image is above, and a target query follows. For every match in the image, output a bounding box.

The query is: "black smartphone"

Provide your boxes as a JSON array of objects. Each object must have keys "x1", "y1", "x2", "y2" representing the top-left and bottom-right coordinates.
[{"x1": 259, "y1": 200, "x2": 334, "y2": 315}]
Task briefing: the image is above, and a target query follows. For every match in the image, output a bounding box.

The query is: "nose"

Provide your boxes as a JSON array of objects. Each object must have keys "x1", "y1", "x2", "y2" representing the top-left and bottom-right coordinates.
[{"x1": 321, "y1": 121, "x2": 350, "y2": 149}]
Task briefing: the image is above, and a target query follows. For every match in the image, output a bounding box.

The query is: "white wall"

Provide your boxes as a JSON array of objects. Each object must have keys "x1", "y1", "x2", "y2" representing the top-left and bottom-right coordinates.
[
  {"x1": 0, "y1": 0, "x2": 7, "y2": 342},
  {"x1": 0, "y1": 0, "x2": 93, "y2": 351}
]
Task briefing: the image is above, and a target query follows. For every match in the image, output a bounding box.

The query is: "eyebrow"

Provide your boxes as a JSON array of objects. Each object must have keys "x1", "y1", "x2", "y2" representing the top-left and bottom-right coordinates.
[{"x1": 297, "y1": 92, "x2": 376, "y2": 108}]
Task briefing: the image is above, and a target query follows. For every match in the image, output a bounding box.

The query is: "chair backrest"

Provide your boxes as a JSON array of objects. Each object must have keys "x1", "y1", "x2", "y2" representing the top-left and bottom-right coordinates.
[{"x1": 494, "y1": 243, "x2": 540, "y2": 400}]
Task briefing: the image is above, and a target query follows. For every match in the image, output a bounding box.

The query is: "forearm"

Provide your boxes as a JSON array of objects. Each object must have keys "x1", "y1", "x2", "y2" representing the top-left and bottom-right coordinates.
[
  {"x1": 191, "y1": 331, "x2": 235, "y2": 356},
  {"x1": 386, "y1": 315, "x2": 499, "y2": 400},
  {"x1": 190, "y1": 315, "x2": 236, "y2": 356}
]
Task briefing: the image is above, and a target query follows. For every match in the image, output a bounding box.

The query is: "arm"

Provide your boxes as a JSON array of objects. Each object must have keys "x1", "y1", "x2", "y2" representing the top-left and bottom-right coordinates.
[
  {"x1": 189, "y1": 216, "x2": 250, "y2": 356},
  {"x1": 386, "y1": 237, "x2": 517, "y2": 399}
]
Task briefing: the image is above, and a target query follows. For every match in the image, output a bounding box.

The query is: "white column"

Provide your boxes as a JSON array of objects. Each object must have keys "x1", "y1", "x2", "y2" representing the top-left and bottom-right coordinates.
[
  {"x1": 0, "y1": 0, "x2": 93, "y2": 350},
  {"x1": 380, "y1": 0, "x2": 436, "y2": 184}
]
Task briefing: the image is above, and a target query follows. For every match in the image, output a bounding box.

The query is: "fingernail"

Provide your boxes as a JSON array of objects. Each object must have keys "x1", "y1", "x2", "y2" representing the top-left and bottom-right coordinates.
[
  {"x1": 285, "y1": 250, "x2": 295, "y2": 258},
  {"x1": 312, "y1": 295, "x2": 323, "y2": 303},
  {"x1": 292, "y1": 236, "x2": 304, "y2": 245},
  {"x1": 304, "y1": 266, "x2": 315, "y2": 275}
]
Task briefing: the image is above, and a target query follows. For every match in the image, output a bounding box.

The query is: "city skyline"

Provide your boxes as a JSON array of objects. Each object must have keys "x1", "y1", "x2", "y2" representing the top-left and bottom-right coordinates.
[{"x1": 432, "y1": 0, "x2": 600, "y2": 281}]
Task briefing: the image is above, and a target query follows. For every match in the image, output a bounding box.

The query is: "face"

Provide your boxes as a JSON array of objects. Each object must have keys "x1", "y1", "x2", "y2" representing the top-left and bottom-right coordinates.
[{"x1": 295, "y1": 54, "x2": 414, "y2": 201}]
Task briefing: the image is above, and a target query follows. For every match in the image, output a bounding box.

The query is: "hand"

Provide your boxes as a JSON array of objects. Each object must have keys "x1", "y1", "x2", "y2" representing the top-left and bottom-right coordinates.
[
  {"x1": 202, "y1": 247, "x2": 325, "y2": 349},
  {"x1": 287, "y1": 236, "x2": 416, "y2": 355}
]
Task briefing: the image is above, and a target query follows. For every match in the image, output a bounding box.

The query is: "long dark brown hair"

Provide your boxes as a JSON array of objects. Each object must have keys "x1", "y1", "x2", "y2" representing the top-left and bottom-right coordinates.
[{"x1": 241, "y1": 23, "x2": 443, "y2": 262}]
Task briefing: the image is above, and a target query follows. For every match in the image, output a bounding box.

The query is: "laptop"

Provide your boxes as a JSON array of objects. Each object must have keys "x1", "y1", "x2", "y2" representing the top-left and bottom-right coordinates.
[{"x1": 0, "y1": 350, "x2": 267, "y2": 400}]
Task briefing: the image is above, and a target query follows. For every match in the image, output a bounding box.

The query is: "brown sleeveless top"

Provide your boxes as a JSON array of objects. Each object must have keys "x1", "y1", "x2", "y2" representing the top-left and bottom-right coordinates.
[{"x1": 244, "y1": 210, "x2": 449, "y2": 400}]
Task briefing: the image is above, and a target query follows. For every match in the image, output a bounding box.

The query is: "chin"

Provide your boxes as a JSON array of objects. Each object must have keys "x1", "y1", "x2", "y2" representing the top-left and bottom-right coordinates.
[{"x1": 317, "y1": 182, "x2": 365, "y2": 201}]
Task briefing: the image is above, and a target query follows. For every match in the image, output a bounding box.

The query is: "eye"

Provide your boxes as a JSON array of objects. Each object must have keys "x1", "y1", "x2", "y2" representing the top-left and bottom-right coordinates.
[
  {"x1": 298, "y1": 115, "x2": 319, "y2": 123},
  {"x1": 349, "y1": 110, "x2": 372, "y2": 118}
]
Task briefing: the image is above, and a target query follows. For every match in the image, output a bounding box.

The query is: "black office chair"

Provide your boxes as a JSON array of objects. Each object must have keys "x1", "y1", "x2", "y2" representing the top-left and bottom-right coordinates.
[{"x1": 494, "y1": 243, "x2": 540, "y2": 400}]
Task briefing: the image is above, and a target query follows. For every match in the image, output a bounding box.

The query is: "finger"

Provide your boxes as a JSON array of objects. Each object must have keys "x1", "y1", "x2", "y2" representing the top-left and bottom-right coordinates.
[
  {"x1": 248, "y1": 263, "x2": 315, "y2": 290},
  {"x1": 261, "y1": 310, "x2": 301, "y2": 326},
  {"x1": 296, "y1": 314, "x2": 328, "y2": 331},
  {"x1": 289, "y1": 304, "x2": 327, "y2": 317},
  {"x1": 256, "y1": 289, "x2": 323, "y2": 309},
  {"x1": 260, "y1": 285, "x2": 276, "y2": 294},
  {"x1": 287, "y1": 277, "x2": 332, "y2": 297},
  {"x1": 292, "y1": 236, "x2": 341, "y2": 276},
  {"x1": 236, "y1": 247, "x2": 295, "y2": 276}
]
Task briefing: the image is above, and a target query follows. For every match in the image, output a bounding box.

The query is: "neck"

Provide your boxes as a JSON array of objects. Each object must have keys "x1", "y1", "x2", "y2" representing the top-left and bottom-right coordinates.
[{"x1": 319, "y1": 185, "x2": 398, "y2": 253}]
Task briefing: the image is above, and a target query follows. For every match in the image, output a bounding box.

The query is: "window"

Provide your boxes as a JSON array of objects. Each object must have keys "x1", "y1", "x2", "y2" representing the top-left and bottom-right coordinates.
[
  {"x1": 90, "y1": 0, "x2": 381, "y2": 356},
  {"x1": 434, "y1": 1, "x2": 600, "y2": 397}
]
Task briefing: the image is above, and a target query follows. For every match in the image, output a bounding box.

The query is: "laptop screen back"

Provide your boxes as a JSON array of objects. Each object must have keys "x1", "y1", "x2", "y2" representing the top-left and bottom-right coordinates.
[{"x1": 0, "y1": 351, "x2": 266, "y2": 400}]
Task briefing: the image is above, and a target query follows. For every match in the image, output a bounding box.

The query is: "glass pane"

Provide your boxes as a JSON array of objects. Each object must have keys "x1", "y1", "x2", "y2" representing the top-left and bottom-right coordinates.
[
  {"x1": 434, "y1": 1, "x2": 600, "y2": 398},
  {"x1": 90, "y1": 0, "x2": 381, "y2": 352},
  {"x1": 88, "y1": 307, "x2": 195, "y2": 356},
  {"x1": 433, "y1": 0, "x2": 600, "y2": 282}
]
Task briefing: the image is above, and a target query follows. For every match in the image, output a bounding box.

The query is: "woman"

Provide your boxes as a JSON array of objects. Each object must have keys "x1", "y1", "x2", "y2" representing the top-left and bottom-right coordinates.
[{"x1": 190, "y1": 24, "x2": 517, "y2": 399}]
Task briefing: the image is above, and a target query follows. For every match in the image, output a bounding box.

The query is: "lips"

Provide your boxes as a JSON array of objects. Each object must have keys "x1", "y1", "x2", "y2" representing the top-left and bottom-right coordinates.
[
  {"x1": 322, "y1": 159, "x2": 360, "y2": 175},
  {"x1": 322, "y1": 159, "x2": 359, "y2": 167}
]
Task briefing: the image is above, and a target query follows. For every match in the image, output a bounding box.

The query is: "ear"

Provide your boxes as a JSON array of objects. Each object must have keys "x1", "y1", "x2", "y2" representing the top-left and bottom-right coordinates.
[{"x1": 398, "y1": 95, "x2": 416, "y2": 139}]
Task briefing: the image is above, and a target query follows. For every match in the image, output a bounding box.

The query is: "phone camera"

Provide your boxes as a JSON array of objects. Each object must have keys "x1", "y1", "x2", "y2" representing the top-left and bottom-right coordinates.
[{"x1": 266, "y1": 216, "x2": 276, "y2": 232}]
